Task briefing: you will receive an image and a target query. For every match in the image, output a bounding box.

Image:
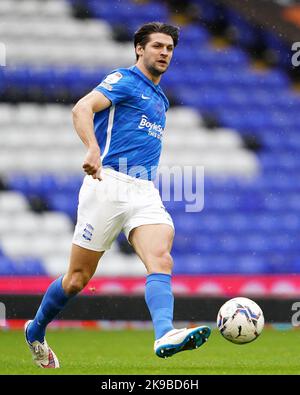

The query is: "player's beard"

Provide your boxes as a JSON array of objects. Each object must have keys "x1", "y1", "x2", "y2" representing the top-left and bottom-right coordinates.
[{"x1": 146, "y1": 61, "x2": 169, "y2": 77}]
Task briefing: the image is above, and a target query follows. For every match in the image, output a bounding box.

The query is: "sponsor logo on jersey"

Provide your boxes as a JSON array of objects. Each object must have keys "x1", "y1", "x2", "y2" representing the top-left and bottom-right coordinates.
[{"x1": 138, "y1": 115, "x2": 164, "y2": 140}]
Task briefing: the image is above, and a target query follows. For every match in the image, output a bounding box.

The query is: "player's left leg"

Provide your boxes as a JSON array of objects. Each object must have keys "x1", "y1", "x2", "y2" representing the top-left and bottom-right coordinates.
[
  {"x1": 130, "y1": 224, "x2": 174, "y2": 337},
  {"x1": 129, "y1": 224, "x2": 210, "y2": 358}
]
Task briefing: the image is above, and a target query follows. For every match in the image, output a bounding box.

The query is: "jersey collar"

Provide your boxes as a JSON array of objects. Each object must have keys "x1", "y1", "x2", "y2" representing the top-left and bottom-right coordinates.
[
  {"x1": 130, "y1": 65, "x2": 161, "y2": 89},
  {"x1": 129, "y1": 65, "x2": 169, "y2": 110}
]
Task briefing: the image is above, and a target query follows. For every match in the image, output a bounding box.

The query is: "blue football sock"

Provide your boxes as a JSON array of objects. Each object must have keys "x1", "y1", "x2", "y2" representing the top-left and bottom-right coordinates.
[
  {"x1": 27, "y1": 276, "x2": 72, "y2": 343},
  {"x1": 145, "y1": 273, "x2": 174, "y2": 340}
]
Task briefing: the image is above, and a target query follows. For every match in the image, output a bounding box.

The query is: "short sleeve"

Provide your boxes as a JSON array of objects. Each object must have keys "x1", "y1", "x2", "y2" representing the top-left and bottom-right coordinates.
[{"x1": 94, "y1": 71, "x2": 132, "y2": 105}]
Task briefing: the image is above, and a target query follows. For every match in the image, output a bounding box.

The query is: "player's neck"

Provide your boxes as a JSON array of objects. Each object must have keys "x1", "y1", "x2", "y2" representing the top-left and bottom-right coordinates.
[{"x1": 135, "y1": 63, "x2": 161, "y2": 85}]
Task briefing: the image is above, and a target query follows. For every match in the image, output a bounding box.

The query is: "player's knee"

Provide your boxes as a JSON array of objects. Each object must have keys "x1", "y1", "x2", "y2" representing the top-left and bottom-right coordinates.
[
  {"x1": 161, "y1": 252, "x2": 174, "y2": 273},
  {"x1": 64, "y1": 271, "x2": 90, "y2": 295},
  {"x1": 148, "y1": 252, "x2": 173, "y2": 274}
]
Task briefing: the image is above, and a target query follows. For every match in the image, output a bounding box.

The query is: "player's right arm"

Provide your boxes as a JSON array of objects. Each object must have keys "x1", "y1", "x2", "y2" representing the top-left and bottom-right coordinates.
[{"x1": 72, "y1": 91, "x2": 111, "y2": 179}]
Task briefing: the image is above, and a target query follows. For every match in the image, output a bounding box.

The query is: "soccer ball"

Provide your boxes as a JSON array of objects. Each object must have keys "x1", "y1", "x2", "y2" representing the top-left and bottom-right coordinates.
[{"x1": 217, "y1": 297, "x2": 264, "y2": 344}]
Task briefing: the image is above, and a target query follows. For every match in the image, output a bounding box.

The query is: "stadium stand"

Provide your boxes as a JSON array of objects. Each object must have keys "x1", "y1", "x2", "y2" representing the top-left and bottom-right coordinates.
[{"x1": 0, "y1": 0, "x2": 299, "y2": 280}]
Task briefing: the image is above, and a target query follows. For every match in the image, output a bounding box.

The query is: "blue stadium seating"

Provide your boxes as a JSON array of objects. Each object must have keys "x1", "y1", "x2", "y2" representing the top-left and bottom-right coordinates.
[
  {"x1": 7, "y1": 174, "x2": 83, "y2": 197},
  {"x1": 46, "y1": 192, "x2": 78, "y2": 219},
  {"x1": 1, "y1": 0, "x2": 299, "y2": 276},
  {"x1": 0, "y1": 257, "x2": 18, "y2": 276},
  {"x1": 15, "y1": 257, "x2": 47, "y2": 276}
]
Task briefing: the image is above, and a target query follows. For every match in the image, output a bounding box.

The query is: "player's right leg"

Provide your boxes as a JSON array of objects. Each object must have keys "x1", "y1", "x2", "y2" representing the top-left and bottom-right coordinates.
[
  {"x1": 24, "y1": 244, "x2": 104, "y2": 368},
  {"x1": 25, "y1": 172, "x2": 128, "y2": 367}
]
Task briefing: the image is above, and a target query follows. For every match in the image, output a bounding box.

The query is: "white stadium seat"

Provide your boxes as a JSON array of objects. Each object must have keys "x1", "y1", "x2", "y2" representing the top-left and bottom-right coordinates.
[
  {"x1": 53, "y1": 236, "x2": 73, "y2": 256},
  {"x1": 0, "y1": 151, "x2": 17, "y2": 173},
  {"x1": 166, "y1": 107, "x2": 203, "y2": 129},
  {"x1": 40, "y1": 0, "x2": 70, "y2": 18},
  {"x1": 43, "y1": 254, "x2": 69, "y2": 276},
  {"x1": 3, "y1": 235, "x2": 70, "y2": 259},
  {"x1": 2, "y1": 0, "x2": 130, "y2": 68},
  {"x1": 0, "y1": 1, "x2": 14, "y2": 16},
  {"x1": 1, "y1": 236, "x2": 31, "y2": 257},
  {"x1": 41, "y1": 212, "x2": 74, "y2": 234},
  {"x1": 25, "y1": 235, "x2": 58, "y2": 258},
  {"x1": 11, "y1": 213, "x2": 42, "y2": 235},
  {"x1": 0, "y1": 105, "x2": 15, "y2": 125},
  {"x1": 0, "y1": 192, "x2": 29, "y2": 213},
  {"x1": 94, "y1": 250, "x2": 147, "y2": 277},
  {"x1": 0, "y1": 215, "x2": 15, "y2": 236}
]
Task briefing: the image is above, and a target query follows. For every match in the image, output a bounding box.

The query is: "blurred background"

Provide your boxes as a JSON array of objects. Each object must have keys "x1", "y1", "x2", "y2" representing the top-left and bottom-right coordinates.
[{"x1": 0, "y1": 0, "x2": 300, "y2": 328}]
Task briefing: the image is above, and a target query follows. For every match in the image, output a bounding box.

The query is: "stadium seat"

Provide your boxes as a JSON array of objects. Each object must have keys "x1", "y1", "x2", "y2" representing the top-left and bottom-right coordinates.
[
  {"x1": 1, "y1": 0, "x2": 300, "y2": 279},
  {"x1": 0, "y1": 192, "x2": 29, "y2": 213},
  {"x1": 47, "y1": 192, "x2": 78, "y2": 219},
  {"x1": 0, "y1": 256, "x2": 18, "y2": 275},
  {"x1": 15, "y1": 257, "x2": 47, "y2": 276}
]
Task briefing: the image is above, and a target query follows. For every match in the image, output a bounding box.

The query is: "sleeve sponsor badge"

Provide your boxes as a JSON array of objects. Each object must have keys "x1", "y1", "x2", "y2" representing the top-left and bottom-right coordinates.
[
  {"x1": 103, "y1": 72, "x2": 123, "y2": 84},
  {"x1": 99, "y1": 81, "x2": 113, "y2": 91}
]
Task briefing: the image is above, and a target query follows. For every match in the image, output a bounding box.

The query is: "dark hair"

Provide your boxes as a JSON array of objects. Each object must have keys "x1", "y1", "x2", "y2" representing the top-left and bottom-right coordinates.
[{"x1": 134, "y1": 22, "x2": 179, "y2": 60}]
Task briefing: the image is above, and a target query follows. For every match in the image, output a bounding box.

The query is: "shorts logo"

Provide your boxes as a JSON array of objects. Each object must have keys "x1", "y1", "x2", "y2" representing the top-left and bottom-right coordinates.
[{"x1": 82, "y1": 223, "x2": 94, "y2": 241}]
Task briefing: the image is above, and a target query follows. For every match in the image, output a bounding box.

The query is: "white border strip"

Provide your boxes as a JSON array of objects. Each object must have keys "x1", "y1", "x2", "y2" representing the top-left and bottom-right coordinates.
[{"x1": 101, "y1": 105, "x2": 115, "y2": 161}]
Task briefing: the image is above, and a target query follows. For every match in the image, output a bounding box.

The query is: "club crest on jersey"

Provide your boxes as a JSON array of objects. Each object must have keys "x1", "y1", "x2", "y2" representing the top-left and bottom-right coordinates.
[{"x1": 103, "y1": 72, "x2": 123, "y2": 84}]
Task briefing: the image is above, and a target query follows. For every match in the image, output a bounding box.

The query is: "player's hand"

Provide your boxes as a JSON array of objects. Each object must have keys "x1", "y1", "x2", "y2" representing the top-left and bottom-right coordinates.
[{"x1": 82, "y1": 147, "x2": 102, "y2": 180}]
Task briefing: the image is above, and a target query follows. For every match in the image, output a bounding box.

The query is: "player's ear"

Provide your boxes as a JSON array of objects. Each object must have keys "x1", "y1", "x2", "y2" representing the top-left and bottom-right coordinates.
[{"x1": 136, "y1": 44, "x2": 144, "y2": 57}]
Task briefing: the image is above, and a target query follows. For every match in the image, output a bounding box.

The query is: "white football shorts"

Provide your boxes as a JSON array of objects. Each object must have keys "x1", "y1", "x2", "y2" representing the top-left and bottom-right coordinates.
[{"x1": 72, "y1": 168, "x2": 174, "y2": 251}]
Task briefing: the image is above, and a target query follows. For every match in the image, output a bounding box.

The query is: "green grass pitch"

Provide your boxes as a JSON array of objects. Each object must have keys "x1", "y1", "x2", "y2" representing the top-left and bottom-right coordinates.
[{"x1": 0, "y1": 327, "x2": 299, "y2": 375}]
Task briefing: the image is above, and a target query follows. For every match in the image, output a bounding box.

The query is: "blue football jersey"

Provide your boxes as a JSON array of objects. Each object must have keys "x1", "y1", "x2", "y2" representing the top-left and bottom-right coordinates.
[{"x1": 93, "y1": 65, "x2": 169, "y2": 180}]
